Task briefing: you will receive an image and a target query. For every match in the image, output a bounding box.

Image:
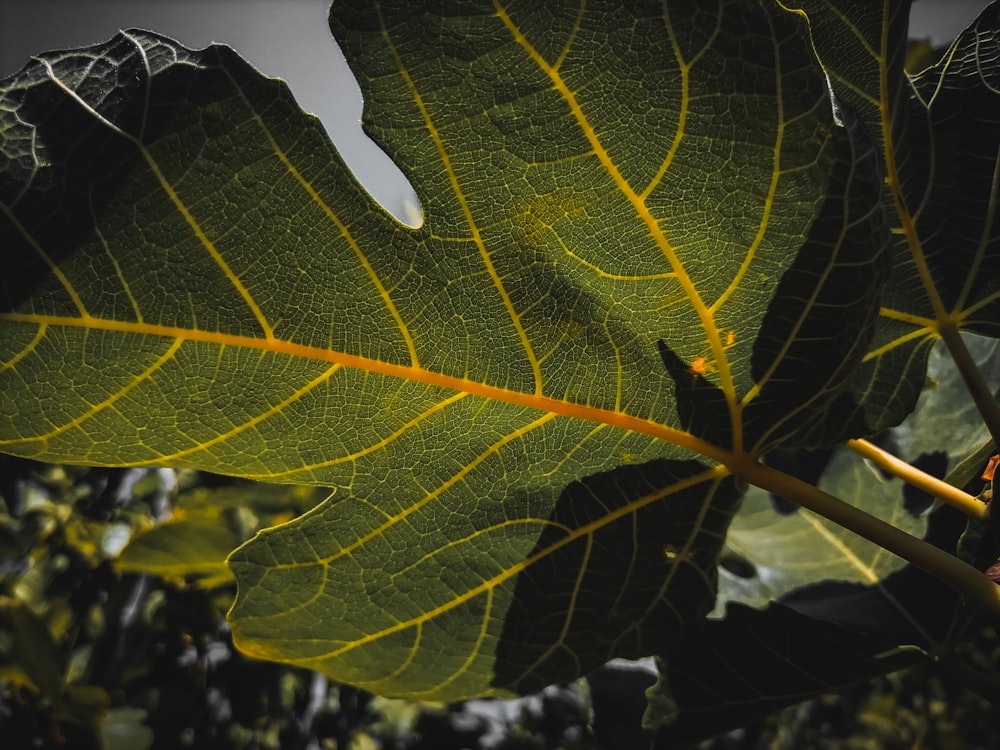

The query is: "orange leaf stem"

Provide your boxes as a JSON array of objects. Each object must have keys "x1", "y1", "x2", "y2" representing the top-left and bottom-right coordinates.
[{"x1": 847, "y1": 438, "x2": 989, "y2": 521}]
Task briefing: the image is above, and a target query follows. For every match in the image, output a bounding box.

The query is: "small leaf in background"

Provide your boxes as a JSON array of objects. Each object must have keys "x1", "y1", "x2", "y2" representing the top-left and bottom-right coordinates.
[
  {"x1": 100, "y1": 708, "x2": 154, "y2": 750},
  {"x1": 116, "y1": 508, "x2": 243, "y2": 587},
  {"x1": 0, "y1": 597, "x2": 65, "y2": 699},
  {"x1": 0, "y1": 597, "x2": 109, "y2": 729},
  {"x1": 116, "y1": 480, "x2": 328, "y2": 587}
]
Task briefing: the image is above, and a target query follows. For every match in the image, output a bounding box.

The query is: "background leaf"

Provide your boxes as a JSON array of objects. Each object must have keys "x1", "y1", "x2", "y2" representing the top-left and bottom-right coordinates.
[
  {"x1": 784, "y1": 0, "x2": 1000, "y2": 434},
  {"x1": 115, "y1": 480, "x2": 327, "y2": 586},
  {"x1": 718, "y1": 450, "x2": 924, "y2": 609}
]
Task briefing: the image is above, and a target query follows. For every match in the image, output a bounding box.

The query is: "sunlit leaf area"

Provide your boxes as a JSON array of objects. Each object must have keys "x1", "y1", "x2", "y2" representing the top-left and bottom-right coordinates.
[{"x1": 2, "y1": 0, "x2": 999, "y2": 747}]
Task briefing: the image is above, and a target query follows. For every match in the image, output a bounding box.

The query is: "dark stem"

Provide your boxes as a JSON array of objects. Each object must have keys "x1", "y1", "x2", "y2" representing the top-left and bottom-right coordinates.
[{"x1": 938, "y1": 325, "x2": 1000, "y2": 451}]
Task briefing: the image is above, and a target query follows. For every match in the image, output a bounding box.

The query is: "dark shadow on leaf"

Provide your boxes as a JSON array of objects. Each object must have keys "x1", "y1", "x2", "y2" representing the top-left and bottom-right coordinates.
[
  {"x1": 648, "y1": 602, "x2": 922, "y2": 749},
  {"x1": 657, "y1": 341, "x2": 733, "y2": 449},
  {"x1": 904, "y1": 2, "x2": 1000, "y2": 338},
  {"x1": 744, "y1": 109, "x2": 890, "y2": 451},
  {"x1": 492, "y1": 458, "x2": 741, "y2": 695},
  {"x1": 2, "y1": 33, "x2": 179, "y2": 313},
  {"x1": 650, "y1": 504, "x2": 974, "y2": 747},
  {"x1": 718, "y1": 550, "x2": 757, "y2": 579},
  {"x1": 780, "y1": 503, "x2": 971, "y2": 646},
  {"x1": 0, "y1": 32, "x2": 280, "y2": 322}
]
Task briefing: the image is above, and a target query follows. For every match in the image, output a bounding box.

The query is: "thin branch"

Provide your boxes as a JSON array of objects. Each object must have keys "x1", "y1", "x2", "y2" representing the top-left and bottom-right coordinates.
[
  {"x1": 847, "y1": 438, "x2": 989, "y2": 521},
  {"x1": 734, "y1": 457, "x2": 1000, "y2": 620}
]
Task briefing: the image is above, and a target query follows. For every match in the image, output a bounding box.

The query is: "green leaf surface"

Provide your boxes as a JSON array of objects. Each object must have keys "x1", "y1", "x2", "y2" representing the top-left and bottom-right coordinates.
[
  {"x1": 785, "y1": 1, "x2": 1000, "y2": 434},
  {"x1": 0, "y1": 1, "x2": 901, "y2": 699},
  {"x1": 232, "y1": 459, "x2": 739, "y2": 698}
]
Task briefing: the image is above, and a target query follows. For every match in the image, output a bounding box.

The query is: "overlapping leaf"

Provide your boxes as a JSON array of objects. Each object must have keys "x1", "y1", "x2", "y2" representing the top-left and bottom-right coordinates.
[
  {"x1": 1, "y1": 2, "x2": 892, "y2": 700},
  {"x1": 720, "y1": 334, "x2": 999, "y2": 609},
  {"x1": 719, "y1": 453, "x2": 923, "y2": 609},
  {"x1": 784, "y1": 0, "x2": 1000, "y2": 436}
]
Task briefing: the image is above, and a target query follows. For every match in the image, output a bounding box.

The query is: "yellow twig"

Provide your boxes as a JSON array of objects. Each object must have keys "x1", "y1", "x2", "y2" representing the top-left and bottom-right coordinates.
[
  {"x1": 847, "y1": 438, "x2": 989, "y2": 521},
  {"x1": 732, "y1": 456, "x2": 1000, "y2": 620}
]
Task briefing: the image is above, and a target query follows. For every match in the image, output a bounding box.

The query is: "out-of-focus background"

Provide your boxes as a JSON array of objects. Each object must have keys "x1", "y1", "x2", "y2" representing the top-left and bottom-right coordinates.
[{"x1": 0, "y1": 0, "x2": 992, "y2": 224}]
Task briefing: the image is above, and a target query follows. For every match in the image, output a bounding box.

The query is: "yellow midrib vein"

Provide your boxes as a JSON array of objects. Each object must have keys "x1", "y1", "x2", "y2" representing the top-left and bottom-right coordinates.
[
  {"x1": 376, "y1": 3, "x2": 543, "y2": 395},
  {"x1": 491, "y1": 3, "x2": 742, "y2": 445},
  {"x1": 803, "y1": 512, "x2": 878, "y2": 583},
  {"x1": 1, "y1": 311, "x2": 729, "y2": 464}
]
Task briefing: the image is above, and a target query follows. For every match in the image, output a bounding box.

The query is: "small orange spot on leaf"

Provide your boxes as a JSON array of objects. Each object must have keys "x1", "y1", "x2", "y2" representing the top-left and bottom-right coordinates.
[{"x1": 688, "y1": 357, "x2": 715, "y2": 381}]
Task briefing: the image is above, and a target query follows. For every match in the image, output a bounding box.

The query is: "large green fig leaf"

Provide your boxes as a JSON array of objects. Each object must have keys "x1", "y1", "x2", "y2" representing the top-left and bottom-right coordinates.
[
  {"x1": 784, "y1": 0, "x2": 1000, "y2": 437},
  {"x1": 0, "y1": 2, "x2": 891, "y2": 699}
]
